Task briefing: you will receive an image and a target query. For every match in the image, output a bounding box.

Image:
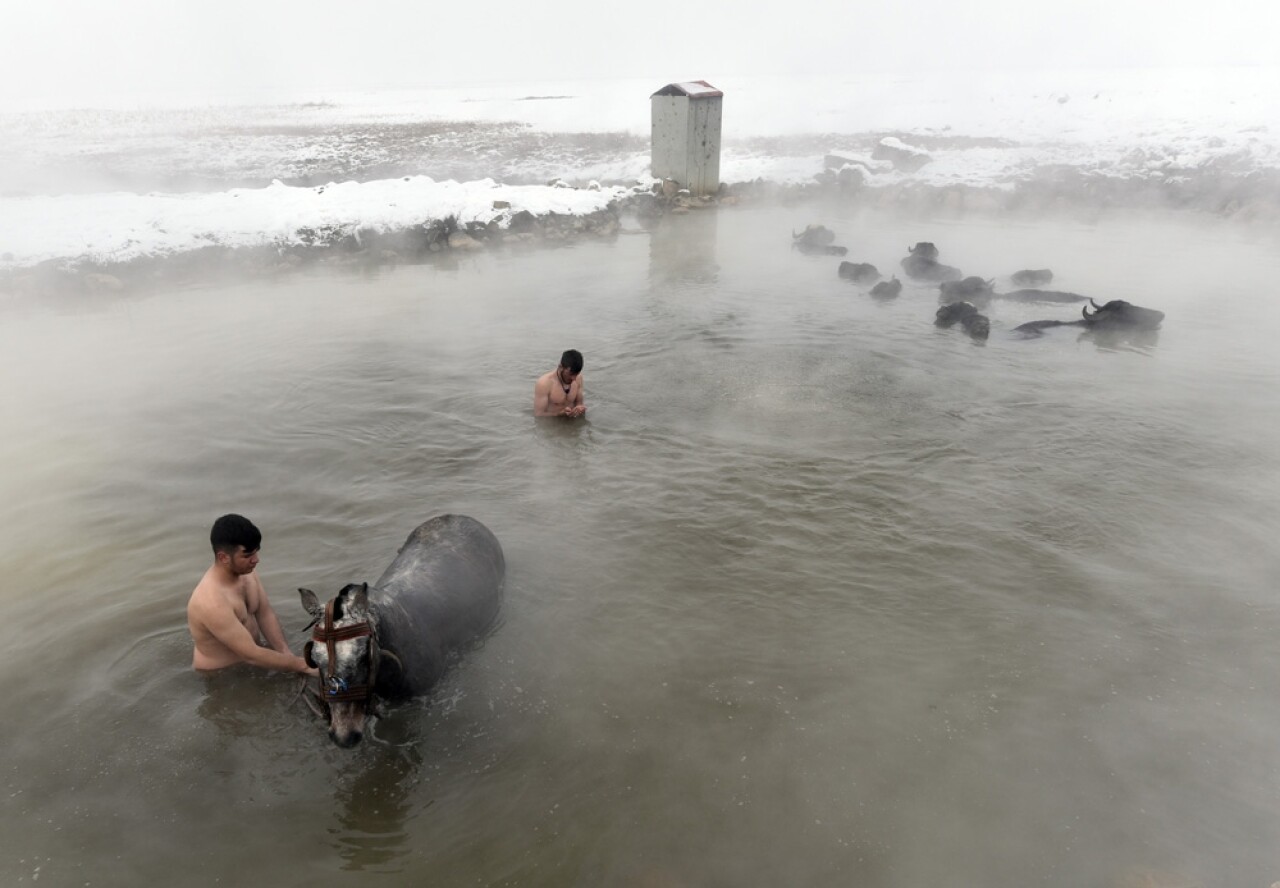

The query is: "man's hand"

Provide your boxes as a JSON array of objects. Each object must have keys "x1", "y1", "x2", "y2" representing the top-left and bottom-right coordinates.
[{"x1": 292, "y1": 655, "x2": 318, "y2": 676}]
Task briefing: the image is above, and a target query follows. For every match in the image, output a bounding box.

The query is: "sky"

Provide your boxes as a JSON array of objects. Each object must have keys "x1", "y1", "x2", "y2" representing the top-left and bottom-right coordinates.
[{"x1": 2, "y1": 0, "x2": 1274, "y2": 106}]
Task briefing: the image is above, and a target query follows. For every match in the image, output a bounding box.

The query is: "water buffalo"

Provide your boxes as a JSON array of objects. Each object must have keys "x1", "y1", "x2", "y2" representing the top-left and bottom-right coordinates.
[
  {"x1": 1011, "y1": 269, "x2": 1054, "y2": 286},
  {"x1": 299, "y1": 514, "x2": 505, "y2": 748},
  {"x1": 870, "y1": 276, "x2": 902, "y2": 300},
  {"x1": 795, "y1": 243, "x2": 848, "y2": 256},
  {"x1": 793, "y1": 225, "x2": 848, "y2": 256},
  {"x1": 838, "y1": 261, "x2": 881, "y2": 284},
  {"x1": 939, "y1": 276, "x2": 996, "y2": 306},
  {"x1": 794, "y1": 224, "x2": 835, "y2": 247},
  {"x1": 1013, "y1": 299, "x2": 1165, "y2": 337},
  {"x1": 906, "y1": 241, "x2": 939, "y2": 260},
  {"x1": 901, "y1": 242, "x2": 962, "y2": 282},
  {"x1": 935, "y1": 301, "x2": 990, "y2": 340}
]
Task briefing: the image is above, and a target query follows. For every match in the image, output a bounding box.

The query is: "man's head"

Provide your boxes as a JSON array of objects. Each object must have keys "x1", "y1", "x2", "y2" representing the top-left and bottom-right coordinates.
[
  {"x1": 559, "y1": 349, "x2": 583, "y2": 375},
  {"x1": 210, "y1": 513, "x2": 262, "y2": 574}
]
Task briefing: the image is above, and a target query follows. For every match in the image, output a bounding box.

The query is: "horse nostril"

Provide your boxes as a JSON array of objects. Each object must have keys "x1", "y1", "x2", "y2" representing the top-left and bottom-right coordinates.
[{"x1": 331, "y1": 730, "x2": 363, "y2": 749}]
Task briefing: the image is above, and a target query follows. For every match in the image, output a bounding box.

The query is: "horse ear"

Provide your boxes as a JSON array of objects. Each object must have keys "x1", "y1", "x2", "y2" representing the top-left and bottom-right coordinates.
[
  {"x1": 299, "y1": 588, "x2": 322, "y2": 618},
  {"x1": 351, "y1": 582, "x2": 370, "y2": 614}
]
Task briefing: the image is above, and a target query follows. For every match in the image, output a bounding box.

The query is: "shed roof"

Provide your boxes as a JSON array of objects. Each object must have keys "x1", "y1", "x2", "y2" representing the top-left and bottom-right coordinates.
[{"x1": 651, "y1": 80, "x2": 723, "y2": 99}]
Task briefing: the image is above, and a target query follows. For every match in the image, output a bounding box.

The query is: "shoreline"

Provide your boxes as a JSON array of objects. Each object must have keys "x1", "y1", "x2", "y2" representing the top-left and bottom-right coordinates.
[{"x1": 3, "y1": 171, "x2": 1278, "y2": 297}]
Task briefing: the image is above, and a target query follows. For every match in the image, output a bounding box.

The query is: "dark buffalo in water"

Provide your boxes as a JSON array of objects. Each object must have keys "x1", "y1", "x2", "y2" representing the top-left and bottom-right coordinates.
[
  {"x1": 797, "y1": 243, "x2": 848, "y2": 256},
  {"x1": 995, "y1": 289, "x2": 1088, "y2": 303},
  {"x1": 906, "y1": 241, "x2": 940, "y2": 260},
  {"x1": 870, "y1": 276, "x2": 902, "y2": 300},
  {"x1": 1011, "y1": 268, "x2": 1054, "y2": 286},
  {"x1": 1013, "y1": 299, "x2": 1165, "y2": 337},
  {"x1": 838, "y1": 261, "x2": 881, "y2": 284},
  {"x1": 299, "y1": 514, "x2": 505, "y2": 748},
  {"x1": 935, "y1": 300, "x2": 990, "y2": 340},
  {"x1": 901, "y1": 242, "x2": 962, "y2": 282},
  {"x1": 939, "y1": 276, "x2": 996, "y2": 306},
  {"x1": 794, "y1": 224, "x2": 835, "y2": 247},
  {"x1": 793, "y1": 225, "x2": 848, "y2": 256}
]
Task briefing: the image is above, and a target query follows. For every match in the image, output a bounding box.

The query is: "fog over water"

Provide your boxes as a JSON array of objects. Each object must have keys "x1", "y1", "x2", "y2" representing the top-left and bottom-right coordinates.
[{"x1": 3, "y1": 7, "x2": 1280, "y2": 885}]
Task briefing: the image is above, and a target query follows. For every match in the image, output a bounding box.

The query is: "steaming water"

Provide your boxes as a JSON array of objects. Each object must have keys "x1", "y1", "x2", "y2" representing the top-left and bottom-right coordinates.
[{"x1": 2, "y1": 204, "x2": 1279, "y2": 887}]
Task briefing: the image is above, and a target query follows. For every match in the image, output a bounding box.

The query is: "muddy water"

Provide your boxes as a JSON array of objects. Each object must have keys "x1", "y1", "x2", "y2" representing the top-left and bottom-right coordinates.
[{"x1": 2, "y1": 204, "x2": 1279, "y2": 887}]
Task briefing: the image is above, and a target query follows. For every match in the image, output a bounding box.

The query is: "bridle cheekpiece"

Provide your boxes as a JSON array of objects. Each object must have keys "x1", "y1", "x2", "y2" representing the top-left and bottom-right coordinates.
[{"x1": 310, "y1": 598, "x2": 375, "y2": 703}]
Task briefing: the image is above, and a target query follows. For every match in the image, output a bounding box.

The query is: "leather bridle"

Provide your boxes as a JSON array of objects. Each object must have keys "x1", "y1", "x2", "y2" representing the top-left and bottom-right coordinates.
[{"x1": 309, "y1": 599, "x2": 375, "y2": 704}]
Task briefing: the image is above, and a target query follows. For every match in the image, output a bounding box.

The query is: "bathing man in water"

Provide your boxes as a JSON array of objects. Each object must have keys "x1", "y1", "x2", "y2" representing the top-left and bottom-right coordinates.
[
  {"x1": 534, "y1": 349, "x2": 586, "y2": 418},
  {"x1": 187, "y1": 514, "x2": 314, "y2": 675}
]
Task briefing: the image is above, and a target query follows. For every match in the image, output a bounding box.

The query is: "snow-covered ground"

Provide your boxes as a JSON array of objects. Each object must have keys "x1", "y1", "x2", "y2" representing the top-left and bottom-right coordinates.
[{"x1": 2, "y1": 67, "x2": 1278, "y2": 270}]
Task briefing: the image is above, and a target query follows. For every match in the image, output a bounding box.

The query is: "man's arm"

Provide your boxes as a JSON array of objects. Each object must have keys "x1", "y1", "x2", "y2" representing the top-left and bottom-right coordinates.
[
  {"x1": 196, "y1": 600, "x2": 311, "y2": 673},
  {"x1": 571, "y1": 379, "x2": 586, "y2": 415},
  {"x1": 533, "y1": 376, "x2": 556, "y2": 416},
  {"x1": 253, "y1": 592, "x2": 292, "y2": 655}
]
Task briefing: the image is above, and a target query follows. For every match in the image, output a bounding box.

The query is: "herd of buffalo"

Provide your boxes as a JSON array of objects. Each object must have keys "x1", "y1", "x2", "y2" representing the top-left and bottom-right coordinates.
[{"x1": 792, "y1": 225, "x2": 1166, "y2": 343}]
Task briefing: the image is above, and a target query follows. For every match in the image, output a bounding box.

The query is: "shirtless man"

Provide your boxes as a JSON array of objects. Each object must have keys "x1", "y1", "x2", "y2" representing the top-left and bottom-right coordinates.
[
  {"x1": 534, "y1": 349, "x2": 586, "y2": 417},
  {"x1": 187, "y1": 514, "x2": 313, "y2": 674}
]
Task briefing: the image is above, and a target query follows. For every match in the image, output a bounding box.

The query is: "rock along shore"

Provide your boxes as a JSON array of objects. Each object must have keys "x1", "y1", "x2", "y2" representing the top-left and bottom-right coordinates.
[{"x1": 2, "y1": 166, "x2": 1278, "y2": 298}]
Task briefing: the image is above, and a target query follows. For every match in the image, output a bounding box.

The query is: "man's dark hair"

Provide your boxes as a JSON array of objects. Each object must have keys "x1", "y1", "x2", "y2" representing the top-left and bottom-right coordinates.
[
  {"x1": 210, "y1": 514, "x2": 261, "y2": 555},
  {"x1": 560, "y1": 349, "x2": 584, "y2": 374}
]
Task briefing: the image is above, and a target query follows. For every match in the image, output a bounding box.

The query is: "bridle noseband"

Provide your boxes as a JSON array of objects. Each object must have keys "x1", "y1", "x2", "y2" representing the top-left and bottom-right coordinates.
[{"x1": 310, "y1": 599, "x2": 375, "y2": 704}]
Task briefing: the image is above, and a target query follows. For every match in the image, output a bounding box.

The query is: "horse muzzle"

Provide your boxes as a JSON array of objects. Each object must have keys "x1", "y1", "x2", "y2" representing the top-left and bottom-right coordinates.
[{"x1": 326, "y1": 699, "x2": 370, "y2": 748}]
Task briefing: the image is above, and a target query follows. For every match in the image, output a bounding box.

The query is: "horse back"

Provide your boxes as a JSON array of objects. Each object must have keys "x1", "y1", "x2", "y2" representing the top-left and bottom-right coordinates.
[{"x1": 371, "y1": 514, "x2": 505, "y2": 695}]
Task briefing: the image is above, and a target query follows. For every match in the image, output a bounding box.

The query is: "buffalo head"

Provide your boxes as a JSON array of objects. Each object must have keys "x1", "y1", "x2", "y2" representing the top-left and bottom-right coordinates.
[
  {"x1": 907, "y1": 242, "x2": 939, "y2": 260},
  {"x1": 1081, "y1": 299, "x2": 1165, "y2": 330},
  {"x1": 870, "y1": 276, "x2": 902, "y2": 299},
  {"x1": 935, "y1": 300, "x2": 989, "y2": 339}
]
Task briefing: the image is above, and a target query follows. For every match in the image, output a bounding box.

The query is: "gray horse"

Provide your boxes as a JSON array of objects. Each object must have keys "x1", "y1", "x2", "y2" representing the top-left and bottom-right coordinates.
[{"x1": 299, "y1": 514, "x2": 505, "y2": 748}]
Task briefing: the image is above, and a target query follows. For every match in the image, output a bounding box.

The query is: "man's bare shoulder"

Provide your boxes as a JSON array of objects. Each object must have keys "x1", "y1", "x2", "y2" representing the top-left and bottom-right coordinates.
[
  {"x1": 188, "y1": 566, "x2": 249, "y2": 614},
  {"x1": 187, "y1": 572, "x2": 218, "y2": 618},
  {"x1": 189, "y1": 565, "x2": 219, "y2": 598}
]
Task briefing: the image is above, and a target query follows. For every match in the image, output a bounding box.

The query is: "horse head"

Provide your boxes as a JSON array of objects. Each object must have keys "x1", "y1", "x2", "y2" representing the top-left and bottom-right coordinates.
[{"x1": 299, "y1": 582, "x2": 388, "y2": 748}]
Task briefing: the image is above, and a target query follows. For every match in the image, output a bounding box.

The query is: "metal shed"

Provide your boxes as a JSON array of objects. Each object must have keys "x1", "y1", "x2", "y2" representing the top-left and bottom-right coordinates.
[{"x1": 650, "y1": 80, "x2": 723, "y2": 197}]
